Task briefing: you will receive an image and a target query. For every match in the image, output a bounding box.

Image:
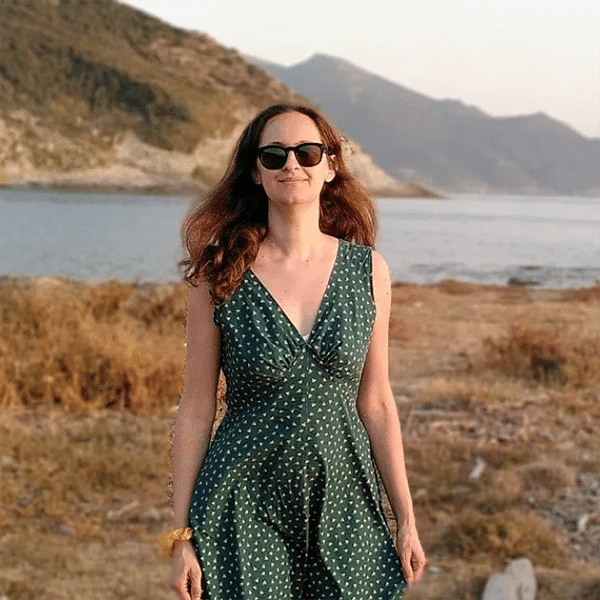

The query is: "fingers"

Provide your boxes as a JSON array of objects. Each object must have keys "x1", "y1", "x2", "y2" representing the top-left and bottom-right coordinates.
[
  {"x1": 170, "y1": 567, "x2": 202, "y2": 600},
  {"x1": 170, "y1": 579, "x2": 191, "y2": 600},
  {"x1": 400, "y1": 551, "x2": 414, "y2": 585},
  {"x1": 395, "y1": 529, "x2": 427, "y2": 586},
  {"x1": 409, "y1": 551, "x2": 427, "y2": 584},
  {"x1": 189, "y1": 567, "x2": 203, "y2": 600}
]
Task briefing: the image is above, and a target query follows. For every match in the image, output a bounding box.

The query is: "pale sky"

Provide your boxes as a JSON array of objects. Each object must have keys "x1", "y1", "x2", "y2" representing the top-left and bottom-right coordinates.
[{"x1": 122, "y1": 0, "x2": 600, "y2": 138}]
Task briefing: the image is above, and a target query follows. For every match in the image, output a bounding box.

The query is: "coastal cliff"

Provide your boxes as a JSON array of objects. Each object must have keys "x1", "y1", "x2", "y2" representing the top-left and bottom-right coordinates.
[{"x1": 0, "y1": 0, "x2": 440, "y2": 197}]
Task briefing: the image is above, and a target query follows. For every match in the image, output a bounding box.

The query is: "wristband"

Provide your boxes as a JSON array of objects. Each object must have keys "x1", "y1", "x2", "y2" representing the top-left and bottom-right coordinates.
[{"x1": 157, "y1": 526, "x2": 193, "y2": 558}]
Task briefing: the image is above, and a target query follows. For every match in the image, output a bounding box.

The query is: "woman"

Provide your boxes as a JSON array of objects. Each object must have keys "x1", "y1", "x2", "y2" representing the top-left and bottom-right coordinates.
[{"x1": 161, "y1": 104, "x2": 426, "y2": 599}]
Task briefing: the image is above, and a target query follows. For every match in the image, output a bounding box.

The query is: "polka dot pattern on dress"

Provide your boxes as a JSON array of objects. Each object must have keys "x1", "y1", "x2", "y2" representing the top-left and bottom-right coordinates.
[{"x1": 189, "y1": 238, "x2": 407, "y2": 599}]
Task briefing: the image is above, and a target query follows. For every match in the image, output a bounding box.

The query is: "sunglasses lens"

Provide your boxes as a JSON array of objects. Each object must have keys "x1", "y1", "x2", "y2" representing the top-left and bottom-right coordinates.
[
  {"x1": 259, "y1": 147, "x2": 287, "y2": 170},
  {"x1": 258, "y1": 144, "x2": 325, "y2": 170},
  {"x1": 295, "y1": 144, "x2": 323, "y2": 167}
]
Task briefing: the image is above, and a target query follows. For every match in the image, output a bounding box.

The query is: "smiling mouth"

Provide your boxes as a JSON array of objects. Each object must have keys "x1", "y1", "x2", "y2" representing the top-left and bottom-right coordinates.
[{"x1": 279, "y1": 179, "x2": 307, "y2": 183}]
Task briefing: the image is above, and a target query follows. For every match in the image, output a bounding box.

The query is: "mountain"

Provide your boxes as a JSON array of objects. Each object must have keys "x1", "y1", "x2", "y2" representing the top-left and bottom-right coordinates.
[
  {"x1": 249, "y1": 53, "x2": 600, "y2": 196},
  {"x1": 0, "y1": 0, "x2": 437, "y2": 197}
]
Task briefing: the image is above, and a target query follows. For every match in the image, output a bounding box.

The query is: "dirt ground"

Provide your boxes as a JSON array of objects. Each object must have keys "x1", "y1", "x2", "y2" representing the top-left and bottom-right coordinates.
[{"x1": 0, "y1": 279, "x2": 599, "y2": 599}]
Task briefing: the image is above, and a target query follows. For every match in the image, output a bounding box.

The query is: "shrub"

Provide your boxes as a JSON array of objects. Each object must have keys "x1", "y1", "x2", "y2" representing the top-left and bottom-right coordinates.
[
  {"x1": 482, "y1": 322, "x2": 600, "y2": 387},
  {"x1": 446, "y1": 508, "x2": 567, "y2": 567},
  {"x1": 0, "y1": 278, "x2": 185, "y2": 414}
]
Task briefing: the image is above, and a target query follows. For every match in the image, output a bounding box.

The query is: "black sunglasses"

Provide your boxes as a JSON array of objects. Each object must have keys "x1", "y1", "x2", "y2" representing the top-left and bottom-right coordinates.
[{"x1": 257, "y1": 143, "x2": 326, "y2": 170}]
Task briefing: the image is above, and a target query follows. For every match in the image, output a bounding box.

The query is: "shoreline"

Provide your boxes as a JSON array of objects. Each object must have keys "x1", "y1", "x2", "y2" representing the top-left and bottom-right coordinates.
[
  {"x1": 1, "y1": 273, "x2": 598, "y2": 294},
  {"x1": 4, "y1": 272, "x2": 600, "y2": 294},
  {"x1": 0, "y1": 180, "x2": 206, "y2": 198},
  {"x1": 0, "y1": 180, "x2": 443, "y2": 199}
]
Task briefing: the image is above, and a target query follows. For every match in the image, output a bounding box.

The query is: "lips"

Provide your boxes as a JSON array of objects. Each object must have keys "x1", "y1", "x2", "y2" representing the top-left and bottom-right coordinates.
[{"x1": 279, "y1": 179, "x2": 307, "y2": 183}]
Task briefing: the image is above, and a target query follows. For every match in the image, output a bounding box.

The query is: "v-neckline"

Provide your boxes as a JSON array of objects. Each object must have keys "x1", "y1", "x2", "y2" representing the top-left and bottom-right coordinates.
[{"x1": 247, "y1": 238, "x2": 343, "y2": 343}]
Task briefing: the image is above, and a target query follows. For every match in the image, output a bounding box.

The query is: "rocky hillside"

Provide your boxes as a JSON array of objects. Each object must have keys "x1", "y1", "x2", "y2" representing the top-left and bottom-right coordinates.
[
  {"x1": 0, "y1": 0, "x2": 438, "y2": 197},
  {"x1": 251, "y1": 53, "x2": 600, "y2": 196}
]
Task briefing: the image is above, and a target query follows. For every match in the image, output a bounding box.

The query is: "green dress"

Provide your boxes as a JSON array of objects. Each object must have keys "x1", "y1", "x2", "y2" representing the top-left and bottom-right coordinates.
[{"x1": 189, "y1": 238, "x2": 407, "y2": 599}]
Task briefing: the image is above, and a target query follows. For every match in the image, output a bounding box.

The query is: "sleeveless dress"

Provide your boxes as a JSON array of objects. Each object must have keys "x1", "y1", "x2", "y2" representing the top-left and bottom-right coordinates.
[{"x1": 189, "y1": 238, "x2": 407, "y2": 599}]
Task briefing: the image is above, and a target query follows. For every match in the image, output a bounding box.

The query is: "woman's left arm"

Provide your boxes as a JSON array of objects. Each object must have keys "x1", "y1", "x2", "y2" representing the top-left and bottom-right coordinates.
[{"x1": 355, "y1": 249, "x2": 426, "y2": 586}]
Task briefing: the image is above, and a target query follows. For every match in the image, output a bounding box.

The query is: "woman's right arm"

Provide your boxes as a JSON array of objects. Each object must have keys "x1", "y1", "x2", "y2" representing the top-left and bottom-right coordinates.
[{"x1": 169, "y1": 279, "x2": 221, "y2": 599}]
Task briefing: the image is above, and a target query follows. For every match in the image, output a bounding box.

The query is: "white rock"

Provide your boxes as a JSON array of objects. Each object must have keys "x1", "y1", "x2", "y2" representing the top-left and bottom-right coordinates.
[
  {"x1": 482, "y1": 557, "x2": 536, "y2": 600},
  {"x1": 505, "y1": 557, "x2": 536, "y2": 600},
  {"x1": 482, "y1": 573, "x2": 518, "y2": 600},
  {"x1": 469, "y1": 457, "x2": 486, "y2": 480},
  {"x1": 577, "y1": 514, "x2": 590, "y2": 533}
]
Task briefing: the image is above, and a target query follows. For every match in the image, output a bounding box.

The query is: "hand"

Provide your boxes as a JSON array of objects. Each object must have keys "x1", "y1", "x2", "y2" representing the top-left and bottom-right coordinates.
[
  {"x1": 394, "y1": 522, "x2": 426, "y2": 586},
  {"x1": 169, "y1": 540, "x2": 203, "y2": 600}
]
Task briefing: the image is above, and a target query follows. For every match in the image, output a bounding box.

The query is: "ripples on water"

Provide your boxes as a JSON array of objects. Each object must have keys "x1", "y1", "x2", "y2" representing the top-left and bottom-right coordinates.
[
  {"x1": 1, "y1": 190, "x2": 599, "y2": 288},
  {"x1": 376, "y1": 195, "x2": 600, "y2": 288}
]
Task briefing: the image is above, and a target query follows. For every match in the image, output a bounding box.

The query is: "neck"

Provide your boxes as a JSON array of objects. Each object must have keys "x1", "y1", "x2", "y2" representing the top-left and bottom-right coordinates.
[{"x1": 264, "y1": 200, "x2": 326, "y2": 261}]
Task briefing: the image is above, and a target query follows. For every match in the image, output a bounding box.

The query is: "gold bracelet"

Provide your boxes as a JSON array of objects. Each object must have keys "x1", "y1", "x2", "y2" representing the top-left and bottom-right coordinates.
[{"x1": 157, "y1": 526, "x2": 193, "y2": 558}]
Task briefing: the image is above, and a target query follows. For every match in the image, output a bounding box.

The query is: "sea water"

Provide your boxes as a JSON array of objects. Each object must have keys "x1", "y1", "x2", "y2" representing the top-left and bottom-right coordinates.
[{"x1": 1, "y1": 190, "x2": 598, "y2": 288}]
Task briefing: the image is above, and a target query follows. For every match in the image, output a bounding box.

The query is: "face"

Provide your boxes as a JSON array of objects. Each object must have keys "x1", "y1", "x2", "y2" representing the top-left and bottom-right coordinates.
[{"x1": 253, "y1": 111, "x2": 336, "y2": 206}]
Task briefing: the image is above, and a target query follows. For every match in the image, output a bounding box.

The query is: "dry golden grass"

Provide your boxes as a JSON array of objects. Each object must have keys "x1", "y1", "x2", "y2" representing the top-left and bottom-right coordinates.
[
  {"x1": 0, "y1": 408, "x2": 174, "y2": 599},
  {"x1": 445, "y1": 508, "x2": 566, "y2": 568},
  {"x1": 518, "y1": 462, "x2": 576, "y2": 493},
  {"x1": 385, "y1": 281, "x2": 600, "y2": 599},
  {"x1": 559, "y1": 283, "x2": 600, "y2": 303},
  {"x1": 0, "y1": 277, "x2": 186, "y2": 413},
  {"x1": 482, "y1": 321, "x2": 600, "y2": 387},
  {"x1": 435, "y1": 278, "x2": 484, "y2": 295},
  {"x1": 1, "y1": 277, "x2": 599, "y2": 599}
]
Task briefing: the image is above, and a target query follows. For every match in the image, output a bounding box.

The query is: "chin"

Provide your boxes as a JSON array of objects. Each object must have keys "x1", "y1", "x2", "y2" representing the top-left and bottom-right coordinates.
[{"x1": 272, "y1": 193, "x2": 316, "y2": 205}]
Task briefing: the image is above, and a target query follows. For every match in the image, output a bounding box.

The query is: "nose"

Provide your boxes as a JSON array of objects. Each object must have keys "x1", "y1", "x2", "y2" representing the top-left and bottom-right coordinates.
[{"x1": 282, "y1": 149, "x2": 300, "y2": 170}]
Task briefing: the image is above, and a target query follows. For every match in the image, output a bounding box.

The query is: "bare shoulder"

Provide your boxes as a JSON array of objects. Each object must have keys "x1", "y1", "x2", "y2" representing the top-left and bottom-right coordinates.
[
  {"x1": 370, "y1": 249, "x2": 391, "y2": 292},
  {"x1": 185, "y1": 279, "x2": 216, "y2": 327},
  {"x1": 187, "y1": 276, "x2": 215, "y2": 300},
  {"x1": 186, "y1": 278, "x2": 211, "y2": 302}
]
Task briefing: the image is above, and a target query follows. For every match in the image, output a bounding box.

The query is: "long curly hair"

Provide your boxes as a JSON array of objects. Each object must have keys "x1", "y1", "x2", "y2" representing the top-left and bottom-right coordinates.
[{"x1": 179, "y1": 104, "x2": 377, "y2": 304}]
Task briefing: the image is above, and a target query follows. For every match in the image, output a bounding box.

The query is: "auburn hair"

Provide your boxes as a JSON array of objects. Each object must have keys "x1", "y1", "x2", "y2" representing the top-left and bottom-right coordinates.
[{"x1": 179, "y1": 104, "x2": 377, "y2": 305}]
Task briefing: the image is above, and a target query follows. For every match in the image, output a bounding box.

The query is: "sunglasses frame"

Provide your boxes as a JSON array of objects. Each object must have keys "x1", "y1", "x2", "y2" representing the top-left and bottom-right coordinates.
[{"x1": 256, "y1": 142, "x2": 326, "y2": 170}]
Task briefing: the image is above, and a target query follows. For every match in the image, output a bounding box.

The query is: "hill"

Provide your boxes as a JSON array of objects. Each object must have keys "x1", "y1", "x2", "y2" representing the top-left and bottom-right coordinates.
[
  {"x1": 250, "y1": 53, "x2": 600, "y2": 196},
  {"x1": 0, "y1": 0, "x2": 437, "y2": 197}
]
